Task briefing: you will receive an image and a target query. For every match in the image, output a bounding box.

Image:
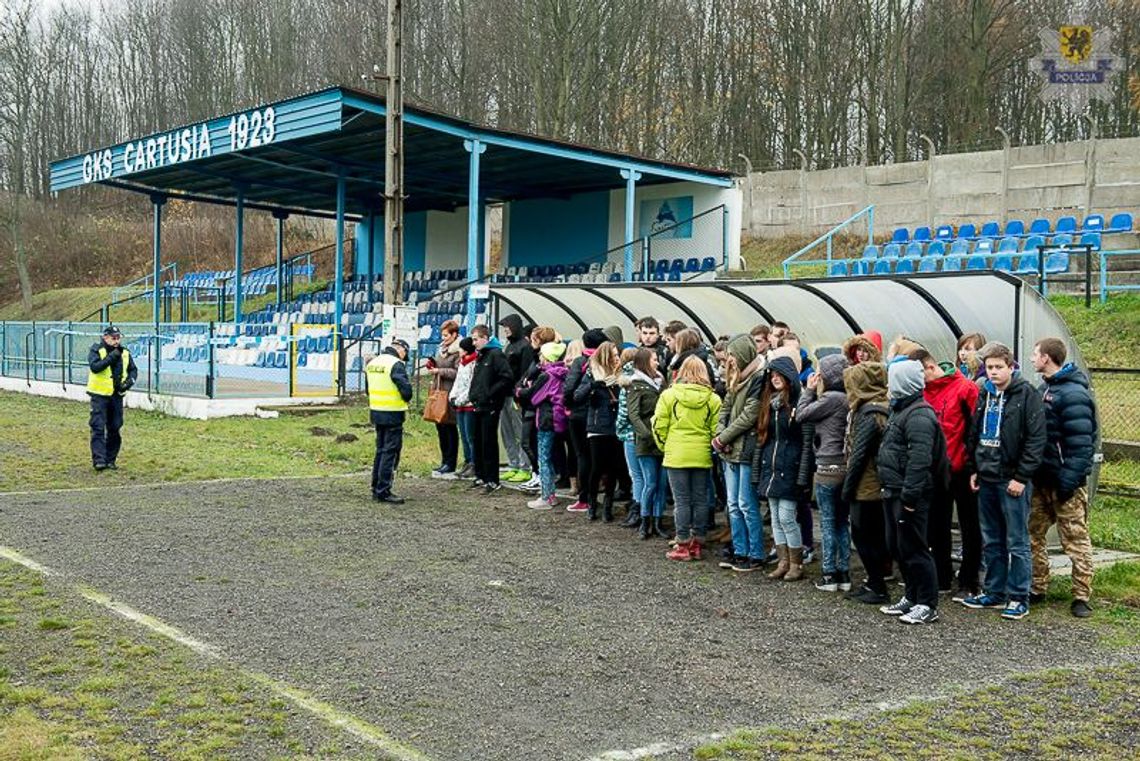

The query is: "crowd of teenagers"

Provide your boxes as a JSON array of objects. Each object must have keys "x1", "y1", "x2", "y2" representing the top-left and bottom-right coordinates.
[{"x1": 424, "y1": 314, "x2": 1098, "y2": 626}]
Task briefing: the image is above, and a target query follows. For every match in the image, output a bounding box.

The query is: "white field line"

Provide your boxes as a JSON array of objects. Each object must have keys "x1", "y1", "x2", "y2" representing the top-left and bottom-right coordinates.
[
  {"x1": 0, "y1": 471, "x2": 369, "y2": 498},
  {"x1": 0, "y1": 544, "x2": 430, "y2": 761}
]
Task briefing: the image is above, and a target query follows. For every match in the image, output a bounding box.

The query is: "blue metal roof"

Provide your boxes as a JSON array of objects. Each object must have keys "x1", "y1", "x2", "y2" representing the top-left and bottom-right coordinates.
[{"x1": 49, "y1": 86, "x2": 734, "y2": 219}]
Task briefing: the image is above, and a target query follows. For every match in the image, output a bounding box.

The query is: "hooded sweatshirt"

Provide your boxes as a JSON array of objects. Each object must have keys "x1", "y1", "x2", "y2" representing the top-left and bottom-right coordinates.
[
  {"x1": 497, "y1": 313, "x2": 535, "y2": 383},
  {"x1": 653, "y1": 382, "x2": 722, "y2": 469},
  {"x1": 448, "y1": 350, "x2": 479, "y2": 410},
  {"x1": 528, "y1": 362, "x2": 570, "y2": 433},
  {"x1": 714, "y1": 334, "x2": 765, "y2": 464},
  {"x1": 923, "y1": 362, "x2": 980, "y2": 473},
  {"x1": 842, "y1": 362, "x2": 889, "y2": 502},
  {"x1": 796, "y1": 352, "x2": 851, "y2": 483},
  {"x1": 843, "y1": 331, "x2": 883, "y2": 365}
]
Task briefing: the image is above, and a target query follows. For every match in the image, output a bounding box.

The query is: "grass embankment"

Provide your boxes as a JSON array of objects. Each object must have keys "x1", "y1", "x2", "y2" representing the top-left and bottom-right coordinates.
[
  {"x1": 0, "y1": 390, "x2": 439, "y2": 493},
  {"x1": 0, "y1": 560, "x2": 369, "y2": 760},
  {"x1": 1051, "y1": 294, "x2": 1140, "y2": 368},
  {"x1": 695, "y1": 663, "x2": 1140, "y2": 760}
]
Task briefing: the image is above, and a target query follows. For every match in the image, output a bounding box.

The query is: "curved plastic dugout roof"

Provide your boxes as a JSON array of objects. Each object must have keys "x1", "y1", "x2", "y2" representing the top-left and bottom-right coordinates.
[{"x1": 490, "y1": 272, "x2": 1086, "y2": 373}]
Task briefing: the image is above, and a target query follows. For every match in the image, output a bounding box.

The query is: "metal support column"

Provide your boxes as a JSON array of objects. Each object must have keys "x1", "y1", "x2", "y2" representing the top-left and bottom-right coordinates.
[
  {"x1": 464, "y1": 138, "x2": 486, "y2": 328},
  {"x1": 334, "y1": 175, "x2": 347, "y2": 346},
  {"x1": 151, "y1": 195, "x2": 165, "y2": 327},
  {"x1": 273, "y1": 210, "x2": 288, "y2": 307},
  {"x1": 234, "y1": 186, "x2": 246, "y2": 323},
  {"x1": 367, "y1": 213, "x2": 377, "y2": 297},
  {"x1": 620, "y1": 168, "x2": 641, "y2": 281}
]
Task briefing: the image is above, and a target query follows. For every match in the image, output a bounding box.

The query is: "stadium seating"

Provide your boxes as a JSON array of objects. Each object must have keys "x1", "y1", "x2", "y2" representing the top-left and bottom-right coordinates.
[
  {"x1": 1028, "y1": 218, "x2": 1051, "y2": 235},
  {"x1": 956, "y1": 223, "x2": 977, "y2": 240},
  {"x1": 1108, "y1": 212, "x2": 1133, "y2": 232},
  {"x1": 934, "y1": 225, "x2": 954, "y2": 241},
  {"x1": 979, "y1": 221, "x2": 1001, "y2": 239},
  {"x1": 904, "y1": 242, "x2": 924, "y2": 258},
  {"x1": 918, "y1": 256, "x2": 939, "y2": 273}
]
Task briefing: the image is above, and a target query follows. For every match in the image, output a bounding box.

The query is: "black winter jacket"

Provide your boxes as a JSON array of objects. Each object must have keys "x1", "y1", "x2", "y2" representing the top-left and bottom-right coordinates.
[
  {"x1": 563, "y1": 355, "x2": 591, "y2": 421},
  {"x1": 515, "y1": 361, "x2": 543, "y2": 421},
  {"x1": 498, "y1": 314, "x2": 535, "y2": 382},
  {"x1": 842, "y1": 402, "x2": 889, "y2": 503},
  {"x1": 469, "y1": 341, "x2": 514, "y2": 412},
  {"x1": 574, "y1": 371, "x2": 620, "y2": 436},
  {"x1": 877, "y1": 393, "x2": 949, "y2": 506},
  {"x1": 751, "y1": 399, "x2": 802, "y2": 500},
  {"x1": 1037, "y1": 364, "x2": 1097, "y2": 496},
  {"x1": 969, "y1": 375, "x2": 1047, "y2": 485}
]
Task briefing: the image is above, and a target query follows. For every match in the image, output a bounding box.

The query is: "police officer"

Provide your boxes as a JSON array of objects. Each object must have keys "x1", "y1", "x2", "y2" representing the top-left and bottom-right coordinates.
[
  {"x1": 366, "y1": 337, "x2": 414, "y2": 503},
  {"x1": 87, "y1": 326, "x2": 137, "y2": 471}
]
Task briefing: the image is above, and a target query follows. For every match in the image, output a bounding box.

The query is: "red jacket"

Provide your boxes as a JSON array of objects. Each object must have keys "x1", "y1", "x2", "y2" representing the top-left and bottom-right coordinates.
[{"x1": 923, "y1": 363, "x2": 979, "y2": 473}]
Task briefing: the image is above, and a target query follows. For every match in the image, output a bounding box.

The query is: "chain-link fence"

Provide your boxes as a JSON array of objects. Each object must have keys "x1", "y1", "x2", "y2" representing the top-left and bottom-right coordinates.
[{"x1": 1092, "y1": 368, "x2": 1140, "y2": 495}]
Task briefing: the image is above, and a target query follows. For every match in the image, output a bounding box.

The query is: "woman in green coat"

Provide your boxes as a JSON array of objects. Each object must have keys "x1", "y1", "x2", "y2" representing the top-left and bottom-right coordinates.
[
  {"x1": 654, "y1": 356, "x2": 723, "y2": 561},
  {"x1": 627, "y1": 347, "x2": 667, "y2": 539}
]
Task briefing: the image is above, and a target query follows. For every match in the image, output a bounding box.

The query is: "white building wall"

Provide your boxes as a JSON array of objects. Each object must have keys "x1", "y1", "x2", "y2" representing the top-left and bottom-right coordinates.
[{"x1": 607, "y1": 181, "x2": 742, "y2": 269}]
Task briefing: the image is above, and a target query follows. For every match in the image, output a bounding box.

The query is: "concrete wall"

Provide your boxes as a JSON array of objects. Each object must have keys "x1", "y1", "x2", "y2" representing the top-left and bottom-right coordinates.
[{"x1": 741, "y1": 136, "x2": 1140, "y2": 239}]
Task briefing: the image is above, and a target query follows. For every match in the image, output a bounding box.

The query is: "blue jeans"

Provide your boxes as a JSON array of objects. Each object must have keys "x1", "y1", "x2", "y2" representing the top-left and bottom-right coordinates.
[
  {"x1": 456, "y1": 410, "x2": 475, "y2": 465},
  {"x1": 537, "y1": 430, "x2": 556, "y2": 499},
  {"x1": 623, "y1": 439, "x2": 644, "y2": 507},
  {"x1": 768, "y1": 497, "x2": 801, "y2": 548},
  {"x1": 636, "y1": 455, "x2": 666, "y2": 517},
  {"x1": 815, "y1": 481, "x2": 850, "y2": 574},
  {"x1": 978, "y1": 480, "x2": 1033, "y2": 602},
  {"x1": 724, "y1": 461, "x2": 764, "y2": 559}
]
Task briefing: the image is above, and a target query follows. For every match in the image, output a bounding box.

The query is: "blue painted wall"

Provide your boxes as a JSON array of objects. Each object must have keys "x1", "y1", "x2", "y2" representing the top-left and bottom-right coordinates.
[
  {"x1": 354, "y1": 212, "x2": 427, "y2": 276},
  {"x1": 508, "y1": 191, "x2": 609, "y2": 267}
]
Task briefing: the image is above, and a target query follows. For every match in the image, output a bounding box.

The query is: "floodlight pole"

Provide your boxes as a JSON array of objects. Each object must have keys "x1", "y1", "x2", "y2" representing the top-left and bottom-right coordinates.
[{"x1": 382, "y1": 0, "x2": 405, "y2": 307}]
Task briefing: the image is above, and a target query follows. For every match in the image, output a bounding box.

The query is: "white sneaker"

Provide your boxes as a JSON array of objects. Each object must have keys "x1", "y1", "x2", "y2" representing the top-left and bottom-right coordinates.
[
  {"x1": 527, "y1": 495, "x2": 556, "y2": 510},
  {"x1": 521, "y1": 475, "x2": 542, "y2": 491}
]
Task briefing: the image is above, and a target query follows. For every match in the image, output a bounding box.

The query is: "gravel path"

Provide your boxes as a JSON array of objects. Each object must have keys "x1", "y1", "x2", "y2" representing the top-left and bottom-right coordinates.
[{"x1": 0, "y1": 477, "x2": 1131, "y2": 760}]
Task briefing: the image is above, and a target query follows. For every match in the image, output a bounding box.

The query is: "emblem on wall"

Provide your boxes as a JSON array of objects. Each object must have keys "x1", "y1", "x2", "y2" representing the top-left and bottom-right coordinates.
[{"x1": 1029, "y1": 21, "x2": 1122, "y2": 111}]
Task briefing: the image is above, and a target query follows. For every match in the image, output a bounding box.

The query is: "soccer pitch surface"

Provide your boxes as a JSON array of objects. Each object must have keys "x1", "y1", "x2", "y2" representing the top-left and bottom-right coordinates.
[{"x1": 0, "y1": 477, "x2": 1129, "y2": 759}]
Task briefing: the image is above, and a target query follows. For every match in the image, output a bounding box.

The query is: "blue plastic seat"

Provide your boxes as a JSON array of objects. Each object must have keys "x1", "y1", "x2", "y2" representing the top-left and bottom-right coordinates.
[
  {"x1": 934, "y1": 225, "x2": 954, "y2": 241},
  {"x1": 1045, "y1": 251, "x2": 1070, "y2": 274},
  {"x1": 913, "y1": 226, "x2": 932, "y2": 242},
  {"x1": 1022, "y1": 234, "x2": 1046, "y2": 253},
  {"x1": 1028, "y1": 218, "x2": 1051, "y2": 235},
  {"x1": 684, "y1": 258, "x2": 700, "y2": 273},
  {"x1": 956, "y1": 223, "x2": 977, "y2": 240},
  {"x1": 926, "y1": 240, "x2": 946, "y2": 257},
  {"x1": 894, "y1": 258, "x2": 915, "y2": 274},
  {"x1": 1108, "y1": 212, "x2": 1133, "y2": 232},
  {"x1": 846, "y1": 259, "x2": 869, "y2": 276},
  {"x1": 965, "y1": 255, "x2": 989, "y2": 270},
  {"x1": 890, "y1": 228, "x2": 908, "y2": 243},
  {"x1": 862, "y1": 245, "x2": 880, "y2": 260},
  {"x1": 980, "y1": 221, "x2": 1001, "y2": 239},
  {"x1": 997, "y1": 236, "x2": 1020, "y2": 253},
  {"x1": 918, "y1": 257, "x2": 940, "y2": 273},
  {"x1": 1082, "y1": 214, "x2": 1105, "y2": 232},
  {"x1": 904, "y1": 241, "x2": 924, "y2": 258},
  {"x1": 882, "y1": 243, "x2": 902, "y2": 259},
  {"x1": 872, "y1": 258, "x2": 893, "y2": 275},
  {"x1": 1004, "y1": 219, "x2": 1025, "y2": 237},
  {"x1": 667, "y1": 270, "x2": 681, "y2": 282},
  {"x1": 942, "y1": 256, "x2": 963, "y2": 272},
  {"x1": 1049, "y1": 233, "x2": 1074, "y2": 248},
  {"x1": 973, "y1": 239, "x2": 995, "y2": 256},
  {"x1": 828, "y1": 261, "x2": 848, "y2": 278},
  {"x1": 1079, "y1": 231, "x2": 1102, "y2": 250},
  {"x1": 1055, "y1": 216, "x2": 1077, "y2": 234},
  {"x1": 669, "y1": 259, "x2": 684, "y2": 273},
  {"x1": 655, "y1": 259, "x2": 669, "y2": 275},
  {"x1": 275, "y1": 352, "x2": 288, "y2": 369},
  {"x1": 949, "y1": 239, "x2": 970, "y2": 257},
  {"x1": 1016, "y1": 254, "x2": 1041, "y2": 274},
  {"x1": 993, "y1": 255, "x2": 1015, "y2": 272},
  {"x1": 701, "y1": 257, "x2": 716, "y2": 271},
  {"x1": 608, "y1": 272, "x2": 622, "y2": 282},
  {"x1": 297, "y1": 352, "x2": 307, "y2": 367}
]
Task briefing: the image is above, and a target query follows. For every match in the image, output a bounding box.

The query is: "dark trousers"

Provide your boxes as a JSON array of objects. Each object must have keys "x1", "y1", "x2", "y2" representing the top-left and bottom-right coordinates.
[
  {"x1": 949, "y1": 470, "x2": 982, "y2": 592},
  {"x1": 472, "y1": 408, "x2": 502, "y2": 485},
  {"x1": 569, "y1": 416, "x2": 591, "y2": 502},
  {"x1": 435, "y1": 422, "x2": 459, "y2": 471},
  {"x1": 587, "y1": 434, "x2": 625, "y2": 503},
  {"x1": 797, "y1": 499, "x2": 815, "y2": 549},
  {"x1": 371, "y1": 423, "x2": 404, "y2": 497},
  {"x1": 929, "y1": 481, "x2": 955, "y2": 591},
  {"x1": 851, "y1": 499, "x2": 888, "y2": 593},
  {"x1": 521, "y1": 418, "x2": 539, "y2": 471},
  {"x1": 886, "y1": 497, "x2": 938, "y2": 608},
  {"x1": 89, "y1": 393, "x2": 124, "y2": 466}
]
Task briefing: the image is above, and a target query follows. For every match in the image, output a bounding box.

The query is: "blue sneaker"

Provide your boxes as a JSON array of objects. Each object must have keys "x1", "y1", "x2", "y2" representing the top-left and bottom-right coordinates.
[
  {"x1": 1001, "y1": 601, "x2": 1029, "y2": 620},
  {"x1": 960, "y1": 593, "x2": 1005, "y2": 609}
]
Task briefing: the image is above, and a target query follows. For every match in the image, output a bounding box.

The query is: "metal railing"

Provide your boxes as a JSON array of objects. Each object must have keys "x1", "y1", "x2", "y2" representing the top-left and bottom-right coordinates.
[
  {"x1": 1098, "y1": 249, "x2": 1140, "y2": 303},
  {"x1": 782, "y1": 205, "x2": 875, "y2": 277}
]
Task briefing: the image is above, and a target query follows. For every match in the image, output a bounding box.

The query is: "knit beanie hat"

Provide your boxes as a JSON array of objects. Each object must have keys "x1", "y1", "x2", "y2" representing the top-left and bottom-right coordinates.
[
  {"x1": 888, "y1": 359, "x2": 925, "y2": 400},
  {"x1": 582, "y1": 328, "x2": 608, "y2": 350},
  {"x1": 540, "y1": 341, "x2": 566, "y2": 363}
]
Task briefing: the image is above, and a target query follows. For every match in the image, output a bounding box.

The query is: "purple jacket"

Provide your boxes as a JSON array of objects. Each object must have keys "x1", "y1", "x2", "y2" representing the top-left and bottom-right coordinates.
[{"x1": 530, "y1": 363, "x2": 570, "y2": 433}]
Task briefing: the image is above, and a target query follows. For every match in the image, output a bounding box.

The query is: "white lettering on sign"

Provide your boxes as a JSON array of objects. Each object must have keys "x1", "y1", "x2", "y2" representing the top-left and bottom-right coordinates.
[
  {"x1": 76, "y1": 106, "x2": 274, "y2": 185},
  {"x1": 227, "y1": 106, "x2": 276, "y2": 152}
]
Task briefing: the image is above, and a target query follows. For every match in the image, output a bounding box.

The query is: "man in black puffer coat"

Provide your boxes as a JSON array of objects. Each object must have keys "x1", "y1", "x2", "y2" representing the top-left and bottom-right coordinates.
[
  {"x1": 877, "y1": 359, "x2": 949, "y2": 625},
  {"x1": 1029, "y1": 338, "x2": 1097, "y2": 618}
]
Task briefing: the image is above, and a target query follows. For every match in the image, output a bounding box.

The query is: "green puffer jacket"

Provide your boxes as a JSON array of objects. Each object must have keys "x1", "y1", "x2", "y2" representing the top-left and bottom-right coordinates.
[
  {"x1": 714, "y1": 334, "x2": 764, "y2": 464},
  {"x1": 653, "y1": 382, "x2": 722, "y2": 469},
  {"x1": 626, "y1": 371, "x2": 664, "y2": 457}
]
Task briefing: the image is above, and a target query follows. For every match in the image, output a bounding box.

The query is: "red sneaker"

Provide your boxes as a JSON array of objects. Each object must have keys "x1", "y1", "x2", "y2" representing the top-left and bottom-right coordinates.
[
  {"x1": 666, "y1": 540, "x2": 694, "y2": 562},
  {"x1": 689, "y1": 538, "x2": 704, "y2": 561},
  {"x1": 565, "y1": 501, "x2": 589, "y2": 513}
]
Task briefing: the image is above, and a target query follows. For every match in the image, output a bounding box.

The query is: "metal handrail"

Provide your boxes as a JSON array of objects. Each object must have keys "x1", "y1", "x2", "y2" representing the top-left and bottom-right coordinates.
[{"x1": 782, "y1": 205, "x2": 875, "y2": 277}]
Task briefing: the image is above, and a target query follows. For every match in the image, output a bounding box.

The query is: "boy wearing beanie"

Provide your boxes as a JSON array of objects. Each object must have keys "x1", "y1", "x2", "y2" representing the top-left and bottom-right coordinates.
[{"x1": 876, "y1": 359, "x2": 950, "y2": 625}]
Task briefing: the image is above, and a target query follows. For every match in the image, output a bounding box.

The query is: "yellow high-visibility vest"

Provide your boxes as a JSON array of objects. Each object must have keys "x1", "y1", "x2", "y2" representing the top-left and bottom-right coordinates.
[
  {"x1": 365, "y1": 353, "x2": 408, "y2": 412},
  {"x1": 86, "y1": 347, "x2": 130, "y2": 397}
]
